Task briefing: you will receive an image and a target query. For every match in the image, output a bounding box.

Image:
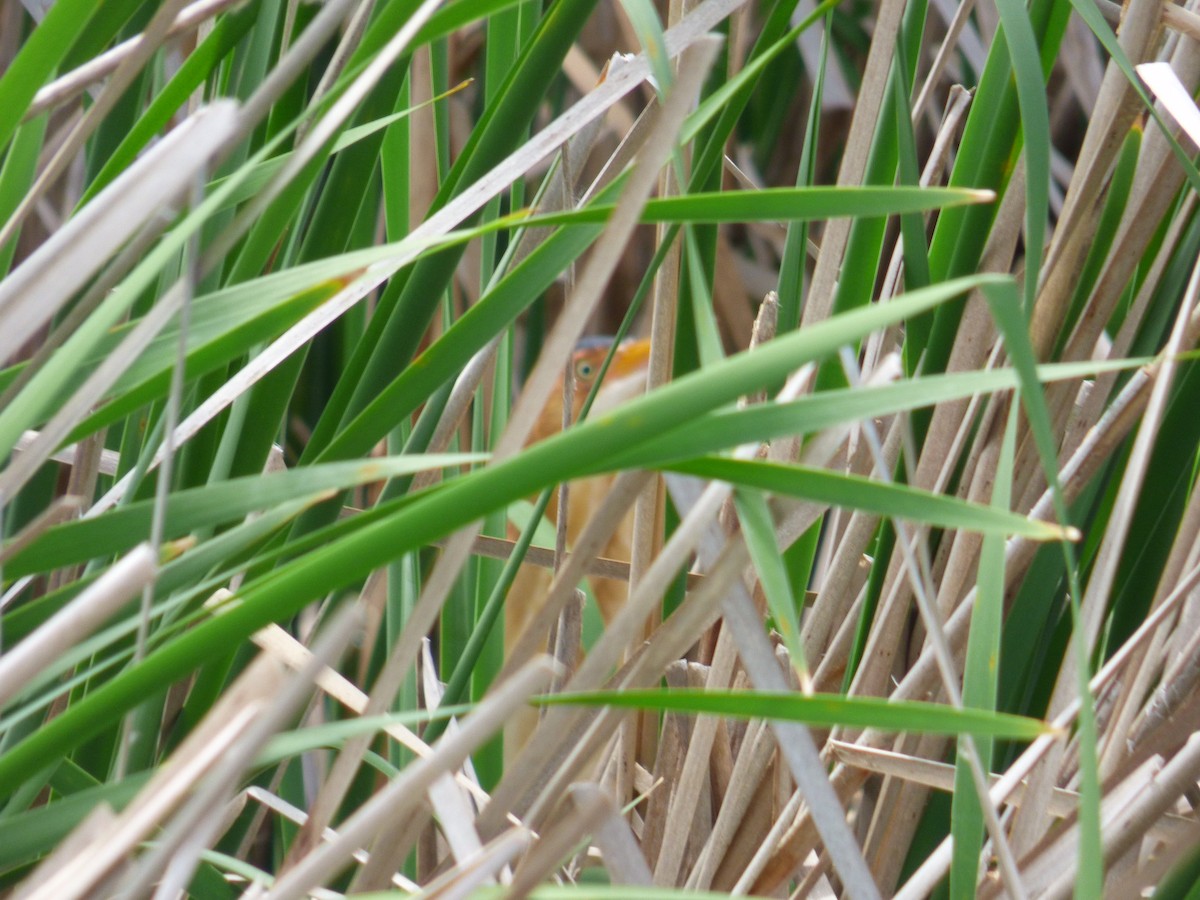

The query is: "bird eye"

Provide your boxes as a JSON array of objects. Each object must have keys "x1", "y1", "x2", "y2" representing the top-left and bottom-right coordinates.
[{"x1": 574, "y1": 360, "x2": 595, "y2": 380}]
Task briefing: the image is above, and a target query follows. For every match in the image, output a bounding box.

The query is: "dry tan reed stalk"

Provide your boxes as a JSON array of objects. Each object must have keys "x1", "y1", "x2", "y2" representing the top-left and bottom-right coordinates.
[
  {"x1": 267, "y1": 658, "x2": 557, "y2": 900},
  {"x1": 26, "y1": 0, "x2": 249, "y2": 117},
  {"x1": 0, "y1": 544, "x2": 156, "y2": 709}
]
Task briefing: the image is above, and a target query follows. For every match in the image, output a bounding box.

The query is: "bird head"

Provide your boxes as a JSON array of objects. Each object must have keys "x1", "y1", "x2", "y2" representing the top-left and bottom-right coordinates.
[
  {"x1": 569, "y1": 335, "x2": 650, "y2": 402},
  {"x1": 530, "y1": 336, "x2": 652, "y2": 444}
]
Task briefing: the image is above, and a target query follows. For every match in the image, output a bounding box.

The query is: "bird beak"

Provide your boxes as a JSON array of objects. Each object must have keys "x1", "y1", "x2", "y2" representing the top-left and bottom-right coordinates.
[{"x1": 610, "y1": 337, "x2": 652, "y2": 378}]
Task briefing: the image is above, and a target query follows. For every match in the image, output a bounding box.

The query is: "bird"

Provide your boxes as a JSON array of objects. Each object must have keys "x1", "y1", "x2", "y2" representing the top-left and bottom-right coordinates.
[{"x1": 504, "y1": 335, "x2": 651, "y2": 757}]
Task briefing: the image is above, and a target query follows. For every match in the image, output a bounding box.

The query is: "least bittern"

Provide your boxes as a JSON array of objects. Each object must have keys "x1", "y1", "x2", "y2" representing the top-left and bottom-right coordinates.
[{"x1": 504, "y1": 336, "x2": 651, "y2": 755}]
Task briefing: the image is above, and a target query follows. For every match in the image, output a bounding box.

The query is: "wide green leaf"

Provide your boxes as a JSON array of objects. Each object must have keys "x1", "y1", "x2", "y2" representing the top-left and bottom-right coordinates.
[
  {"x1": 665, "y1": 456, "x2": 1069, "y2": 541},
  {"x1": 3, "y1": 454, "x2": 484, "y2": 578},
  {"x1": 538, "y1": 689, "x2": 1054, "y2": 739}
]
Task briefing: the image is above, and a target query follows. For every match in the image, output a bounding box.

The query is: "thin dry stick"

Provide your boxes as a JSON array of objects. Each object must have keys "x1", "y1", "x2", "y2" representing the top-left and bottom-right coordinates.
[
  {"x1": 846, "y1": 156, "x2": 1024, "y2": 717},
  {"x1": 912, "y1": 0, "x2": 980, "y2": 122},
  {"x1": 1043, "y1": 733, "x2": 1200, "y2": 900},
  {"x1": 687, "y1": 717, "x2": 775, "y2": 889},
  {"x1": 1075, "y1": 191, "x2": 1197, "y2": 435},
  {"x1": 1122, "y1": 0, "x2": 1200, "y2": 42},
  {"x1": 804, "y1": 422, "x2": 899, "y2": 668},
  {"x1": 419, "y1": 829, "x2": 532, "y2": 898},
  {"x1": 640, "y1": 663, "x2": 695, "y2": 868},
  {"x1": 551, "y1": 354, "x2": 576, "y2": 660},
  {"x1": 876, "y1": 85, "x2": 973, "y2": 311},
  {"x1": 249, "y1": 621, "x2": 502, "y2": 812},
  {"x1": 243, "y1": 787, "x2": 420, "y2": 891},
  {"x1": 854, "y1": 305, "x2": 1012, "y2": 888},
  {"x1": 569, "y1": 784, "x2": 654, "y2": 885},
  {"x1": 652, "y1": 295, "x2": 780, "y2": 888},
  {"x1": 263, "y1": 658, "x2": 557, "y2": 900},
  {"x1": 1029, "y1": 0, "x2": 1160, "y2": 360},
  {"x1": 733, "y1": 787, "x2": 805, "y2": 893},
  {"x1": 506, "y1": 787, "x2": 621, "y2": 897},
  {"x1": 800, "y1": 0, "x2": 907, "y2": 328},
  {"x1": 828, "y1": 739, "x2": 1195, "y2": 842},
  {"x1": 348, "y1": 641, "x2": 491, "y2": 890},
  {"x1": 116, "y1": 175, "x2": 204, "y2": 779},
  {"x1": 136, "y1": 176, "x2": 202, "y2": 659},
  {"x1": 652, "y1": 599, "x2": 742, "y2": 885},
  {"x1": 300, "y1": 0, "x2": 380, "y2": 140}
]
